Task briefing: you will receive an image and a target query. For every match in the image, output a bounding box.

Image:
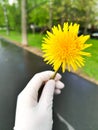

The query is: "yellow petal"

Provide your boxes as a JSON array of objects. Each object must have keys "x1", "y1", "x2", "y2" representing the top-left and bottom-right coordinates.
[{"x1": 41, "y1": 22, "x2": 92, "y2": 73}]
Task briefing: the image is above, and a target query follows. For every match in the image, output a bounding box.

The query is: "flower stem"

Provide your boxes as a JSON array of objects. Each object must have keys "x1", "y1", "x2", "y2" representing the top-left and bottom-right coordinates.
[{"x1": 50, "y1": 67, "x2": 60, "y2": 79}]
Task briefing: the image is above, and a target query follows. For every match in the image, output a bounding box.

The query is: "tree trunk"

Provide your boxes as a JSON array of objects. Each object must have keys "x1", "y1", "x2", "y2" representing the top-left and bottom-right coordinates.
[
  {"x1": 49, "y1": 0, "x2": 53, "y2": 29},
  {"x1": 21, "y1": 0, "x2": 28, "y2": 46}
]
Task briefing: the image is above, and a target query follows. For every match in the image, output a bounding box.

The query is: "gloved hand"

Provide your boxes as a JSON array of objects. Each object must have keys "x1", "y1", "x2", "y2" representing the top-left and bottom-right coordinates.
[{"x1": 14, "y1": 71, "x2": 64, "y2": 130}]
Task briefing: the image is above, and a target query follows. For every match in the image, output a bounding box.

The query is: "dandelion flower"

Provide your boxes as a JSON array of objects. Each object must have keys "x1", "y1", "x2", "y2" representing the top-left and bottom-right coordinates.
[{"x1": 42, "y1": 22, "x2": 92, "y2": 76}]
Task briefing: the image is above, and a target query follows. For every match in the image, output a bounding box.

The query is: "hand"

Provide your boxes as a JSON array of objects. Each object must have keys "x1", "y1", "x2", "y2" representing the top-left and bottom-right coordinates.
[{"x1": 14, "y1": 71, "x2": 64, "y2": 130}]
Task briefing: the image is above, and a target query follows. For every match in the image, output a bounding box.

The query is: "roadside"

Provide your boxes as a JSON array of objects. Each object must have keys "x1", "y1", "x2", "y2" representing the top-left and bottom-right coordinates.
[
  {"x1": 0, "y1": 35, "x2": 98, "y2": 85},
  {"x1": 0, "y1": 35, "x2": 43, "y2": 57}
]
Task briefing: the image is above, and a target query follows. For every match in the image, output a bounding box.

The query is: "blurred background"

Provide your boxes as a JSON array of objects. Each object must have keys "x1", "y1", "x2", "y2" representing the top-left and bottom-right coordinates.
[{"x1": 0, "y1": 0, "x2": 98, "y2": 82}]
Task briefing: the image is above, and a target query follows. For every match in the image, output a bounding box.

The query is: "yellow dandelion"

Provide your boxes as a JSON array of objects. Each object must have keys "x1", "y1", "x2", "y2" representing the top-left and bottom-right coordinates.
[{"x1": 42, "y1": 22, "x2": 92, "y2": 77}]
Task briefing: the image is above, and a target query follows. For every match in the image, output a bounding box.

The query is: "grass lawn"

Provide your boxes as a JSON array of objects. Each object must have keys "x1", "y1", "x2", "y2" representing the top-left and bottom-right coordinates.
[
  {"x1": 0, "y1": 30, "x2": 44, "y2": 48},
  {"x1": 82, "y1": 39, "x2": 98, "y2": 81},
  {"x1": 0, "y1": 30, "x2": 98, "y2": 81}
]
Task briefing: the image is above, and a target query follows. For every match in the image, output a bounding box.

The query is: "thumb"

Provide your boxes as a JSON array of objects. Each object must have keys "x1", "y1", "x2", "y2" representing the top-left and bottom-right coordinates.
[{"x1": 39, "y1": 80, "x2": 55, "y2": 110}]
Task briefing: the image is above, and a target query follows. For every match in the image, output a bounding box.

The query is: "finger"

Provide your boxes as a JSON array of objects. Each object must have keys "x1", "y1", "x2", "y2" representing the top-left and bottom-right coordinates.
[
  {"x1": 19, "y1": 71, "x2": 59, "y2": 106},
  {"x1": 54, "y1": 73, "x2": 62, "y2": 81},
  {"x1": 23, "y1": 71, "x2": 55, "y2": 95},
  {"x1": 23, "y1": 71, "x2": 61, "y2": 95},
  {"x1": 55, "y1": 81, "x2": 65, "y2": 89},
  {"x1": 39, "y1": 80, "x2": 55, "y2": 110},
  {"x1": 54, "y1": 89, "x2": 61, "y2": 94}
]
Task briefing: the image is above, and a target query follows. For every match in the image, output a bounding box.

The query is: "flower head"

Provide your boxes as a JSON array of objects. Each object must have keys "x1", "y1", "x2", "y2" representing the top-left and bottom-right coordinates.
[{"x1": 42, "y1": 22, "x2": 92, "y2": 73}]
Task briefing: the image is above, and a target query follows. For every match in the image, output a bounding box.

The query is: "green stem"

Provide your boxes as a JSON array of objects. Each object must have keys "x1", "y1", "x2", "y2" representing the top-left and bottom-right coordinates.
[{"x1": 50, "y1": 67, "x2": 60, "y2": 79}]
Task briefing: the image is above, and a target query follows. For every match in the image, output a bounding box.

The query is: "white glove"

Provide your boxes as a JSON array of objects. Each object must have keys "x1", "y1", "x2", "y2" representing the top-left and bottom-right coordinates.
[{"x1": 14, "y1": 71, "x2": 64, "y2": 130}]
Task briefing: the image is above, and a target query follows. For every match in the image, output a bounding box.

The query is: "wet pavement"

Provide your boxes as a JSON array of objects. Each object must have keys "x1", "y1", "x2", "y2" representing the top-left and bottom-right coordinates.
[{"x1": 0, "y1": 39, "x2": 98, "y2": 130}]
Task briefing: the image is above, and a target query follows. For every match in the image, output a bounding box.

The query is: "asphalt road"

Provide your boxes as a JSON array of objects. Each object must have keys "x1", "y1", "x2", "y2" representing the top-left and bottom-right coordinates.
[{"x1": 0, "y1": 39, "x2": 98, "y2": 130}]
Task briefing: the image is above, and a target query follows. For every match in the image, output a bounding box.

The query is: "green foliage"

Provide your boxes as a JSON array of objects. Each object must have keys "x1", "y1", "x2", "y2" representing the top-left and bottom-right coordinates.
[
  {"x1": 8, "y1": 4, "x2": 21, "y2": 31},
  {"x1": 27, "y1": 0, "x2": 48, "y2": 26},
  {"x1": 28, "y1": 6, "x2": 48, "y2": 26},
  {"x1": 0, "y1": 0, "x2": 98, "y2": 32},
  {"x1": 0, "y1": 0, "x2": 21, "y2": 31},
  {"x1": 0, "y1": 4, "x2": 5, "y2": 26}
]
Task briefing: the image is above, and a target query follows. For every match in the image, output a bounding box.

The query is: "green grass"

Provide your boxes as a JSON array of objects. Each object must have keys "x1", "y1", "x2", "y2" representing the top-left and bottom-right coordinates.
[
  {"x1": 28, "y1": 33, "x2": 44, "y2": 48},
  {"x1": 0, "y1": 30, "x2": 44, "y2": 48},
  {"x1": 82, "y1": 39, "x2": 98, "y2": 80},
  {"x1": 0, "y1": 30, "x2": 21, "y2": 42},
  {"x1": 0, "y1": 30, "x2": 98, "y2": 81}
]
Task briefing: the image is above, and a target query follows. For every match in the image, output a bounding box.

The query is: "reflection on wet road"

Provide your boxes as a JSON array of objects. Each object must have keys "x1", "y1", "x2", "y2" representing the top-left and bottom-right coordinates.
[{"x1": 57, "y1": 113, "x2": 75, "y2": 130}]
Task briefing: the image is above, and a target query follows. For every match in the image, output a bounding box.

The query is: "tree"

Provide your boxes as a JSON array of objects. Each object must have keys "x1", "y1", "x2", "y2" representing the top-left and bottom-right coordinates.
[
  {"x1": 48, "y1": 0, "x2": 53, "y2": 29},
  {"x1": 27, "y1": 0, "x2": 48, "y2": 27},
  {"x1": 1, "y1": 0, "x2": 98, "y2": 40},
  {"x1": 0, "y1": 0, "x2": 9, "y2": 35},
  {"x1": 0, "y1": 4, "x2": 5, "y2": 26},
  {"x1": 72, "y1": 0, "x2": 97, "y2": 33},
  {"x1": 21, "y1": 0, "x2": 28, "y2": 46}
]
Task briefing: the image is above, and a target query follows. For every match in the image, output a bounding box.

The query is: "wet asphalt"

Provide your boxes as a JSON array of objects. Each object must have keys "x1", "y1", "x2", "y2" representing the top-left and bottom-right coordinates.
[{"x1": 0, "y1": 39, "x2": 98, "y2": 130}]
